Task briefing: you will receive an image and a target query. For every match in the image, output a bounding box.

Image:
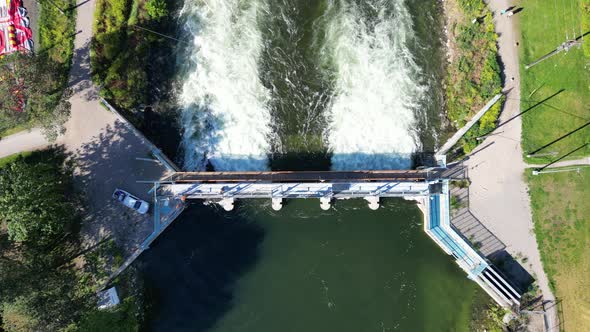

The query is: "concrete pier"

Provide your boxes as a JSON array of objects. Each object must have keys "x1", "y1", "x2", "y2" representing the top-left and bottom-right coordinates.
[{"x1": 271, "y1": 197, "x2": 283, "y2": 211}]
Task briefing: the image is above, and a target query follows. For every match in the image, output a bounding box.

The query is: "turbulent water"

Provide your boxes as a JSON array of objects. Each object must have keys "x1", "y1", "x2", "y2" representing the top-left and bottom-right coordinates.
[
  {"x1": 323, "y1": 1, "x2": 424, "y2": 170},
  {"x1": 179, "y1": 0, "x2": 432, "y2": 171},
  {"x1": 179, "y1": 0, "x2": 272, "y2": 171}
]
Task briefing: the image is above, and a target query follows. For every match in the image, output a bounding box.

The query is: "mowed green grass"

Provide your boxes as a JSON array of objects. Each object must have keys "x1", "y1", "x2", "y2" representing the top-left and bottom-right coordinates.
[
  {"x1": 527, "y1": 168, "x2": 590, "y2": 331},
  {"x1": 519, "y1": 0, "x2": 590, "y2": 164}
]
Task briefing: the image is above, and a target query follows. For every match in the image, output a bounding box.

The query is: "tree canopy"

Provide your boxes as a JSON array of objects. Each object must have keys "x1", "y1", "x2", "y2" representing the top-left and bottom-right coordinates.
[
  {"x1": 0, "y1": 150, "x2": 76, "y2": 246},
  {"x1": 0, "y1": 53, "x2": 71, "y2": 140},
  {"x1": 145, "y1": 0, "x2": 168, "y2": 21}
]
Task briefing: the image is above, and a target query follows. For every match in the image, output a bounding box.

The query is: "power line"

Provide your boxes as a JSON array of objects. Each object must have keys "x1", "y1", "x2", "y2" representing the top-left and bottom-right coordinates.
[
  {"x1": 561, "y1": 0, "x2": 569, "y2": 39},
  {"x1": 527, "y1": 121, "x2": 590, "y2": 156},
  {"x1": 131, "y1": 25, "x2": 192, "y2": 45},
  {"x1": 553, "y1": 0, "x2": 560, "y2": 44}
]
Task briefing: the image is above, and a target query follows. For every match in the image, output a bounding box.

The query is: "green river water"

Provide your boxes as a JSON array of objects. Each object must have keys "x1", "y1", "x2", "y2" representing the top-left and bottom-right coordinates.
[{"x1": 141, "y1": 200, "x2": 479, "y2": 331}]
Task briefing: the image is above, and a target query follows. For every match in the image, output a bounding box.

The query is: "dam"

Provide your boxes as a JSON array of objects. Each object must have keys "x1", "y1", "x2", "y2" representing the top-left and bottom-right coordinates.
[
  {"x1": 105, "y1": 162, "x2": 521, "y2": 311},
  {"x1": 100, "y1": 1, "x2": 521, "y2": 324}
]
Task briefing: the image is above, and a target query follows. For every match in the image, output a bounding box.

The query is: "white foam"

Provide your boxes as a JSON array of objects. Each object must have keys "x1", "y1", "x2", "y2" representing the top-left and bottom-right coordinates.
[
  {"x1": 323, "y1": 0, "x2": 425, "y2": 170},
  {"x1": 179, "y1": 0, "x2": 271, "y2": 171}
]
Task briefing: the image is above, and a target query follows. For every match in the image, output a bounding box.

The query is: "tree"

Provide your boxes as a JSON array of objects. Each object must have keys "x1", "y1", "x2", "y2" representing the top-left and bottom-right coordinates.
[
  {"x1": 0, "y1": 53, "x2": 71, "y2": 140},
  {"x1": 145, "y1": 0, "x2": 168, "y2": 21},
  {"x1": 0, "y1": 149, "x2": 76, "y2": 247},
  {"x1": 0, "y1": 150, "x2": 89, "y2": 331},
  {"x1": 1, "y1": 297, "x2": 40, "y2": 332}
]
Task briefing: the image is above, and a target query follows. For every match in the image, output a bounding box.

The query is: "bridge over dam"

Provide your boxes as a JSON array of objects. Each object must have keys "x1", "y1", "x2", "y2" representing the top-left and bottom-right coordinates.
[
  {"x1": 159, "y1": 169, "x2": 440, "y2": 211},
  {"x1": 103, "y1": 166, "x2": 521, "y2": 310}
]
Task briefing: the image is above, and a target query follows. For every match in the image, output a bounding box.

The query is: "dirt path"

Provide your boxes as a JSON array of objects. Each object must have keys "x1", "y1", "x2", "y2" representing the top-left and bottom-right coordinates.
[
  {"x1": 59, "y1": 0, "x2": 173, "y2": 256},
  {"x1": 0, "y1": 128, "x2": 49, "y2": 158},
  {"x1": 465, "y1": 1, "x2": 559, "y2": 330}
]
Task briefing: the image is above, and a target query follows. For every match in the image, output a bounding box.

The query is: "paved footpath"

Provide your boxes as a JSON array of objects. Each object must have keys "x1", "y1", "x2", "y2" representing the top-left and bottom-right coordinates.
[
  {"x1": 528, "y1": 157, "x2": 590, "y2": 169},
  {"x1": 466, "y1": 1, "x2": 559, "y2": 330},
  {"x1": 62, "y1": 0, "x2": 173, "y2": 256},
  {"x1": 1, "y1": 0, "x2": 172, "y2": 256},
  {"x1": 0, "y1": 128, "x2": 49, "y2": 158}
]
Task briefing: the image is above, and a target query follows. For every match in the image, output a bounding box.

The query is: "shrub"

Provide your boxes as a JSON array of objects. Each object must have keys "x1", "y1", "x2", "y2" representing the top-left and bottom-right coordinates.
[
  {"x1": 445, "y1": 0, "x2": 502, "y2": 155},
  {"x1": 0, "y1": 149, "x2": 76, "y2": 246},
  {"x1": 146, "y1": 0, "x2": 169, "y2": 21},
  {"x1": 1, "y1": 298, "x2": 40, "y2": 332}
]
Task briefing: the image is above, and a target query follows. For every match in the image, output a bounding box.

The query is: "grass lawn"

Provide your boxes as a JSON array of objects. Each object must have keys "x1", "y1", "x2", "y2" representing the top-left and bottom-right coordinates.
[
  {"x1": 527, "y1": 167, "x2": 590, "y2": 331},
  {"x1": 519, "y1": 0, "x2": 590, "y2": 164},
  {"x1": 0, "y1": 122, "x2": 32, "y2": 138},
  {"x1": 0, "y1": 151, "x2": 33, "y2": 168}
]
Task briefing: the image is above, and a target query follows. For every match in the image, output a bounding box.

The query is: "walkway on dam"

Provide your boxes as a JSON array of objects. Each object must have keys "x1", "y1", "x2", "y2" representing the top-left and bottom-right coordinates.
[
  {"x1": 104, "y1": 173, "x2": 523, "y2": 311},
  {"x1": 163, "y1": 169, "x2": 440, "y2": 183},
  {"x1": 422, "y1": 181, "x2": 521, "y2": 309}
]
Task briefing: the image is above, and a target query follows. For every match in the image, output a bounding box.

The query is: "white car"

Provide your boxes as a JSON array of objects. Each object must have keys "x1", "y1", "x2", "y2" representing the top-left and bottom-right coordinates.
[{"x1": 112, "y1": 189, "x2": 150, "y2": 214}]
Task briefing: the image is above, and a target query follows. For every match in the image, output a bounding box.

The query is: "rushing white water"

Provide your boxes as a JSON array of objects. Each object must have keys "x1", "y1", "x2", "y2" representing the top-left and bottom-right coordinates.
[
  {"x1": 323, "y1": 0, "x2": 425, "y2": 170},
  {"x1": 179, "y1": 0, "x2": 271, "y2": 171}
]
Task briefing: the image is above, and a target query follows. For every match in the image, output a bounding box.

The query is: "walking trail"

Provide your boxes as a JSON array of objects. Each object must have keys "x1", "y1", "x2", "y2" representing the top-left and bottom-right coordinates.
[
  {"x1": 465, "y1": 1, "x2": 559, "y2": 330},
  {"x1": 1, "y1": 0, "x2": 171, "y2": 256}
]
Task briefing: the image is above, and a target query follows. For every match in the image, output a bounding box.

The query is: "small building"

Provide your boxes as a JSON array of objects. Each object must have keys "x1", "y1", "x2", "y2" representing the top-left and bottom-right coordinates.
[{"x1": 97, "y1": 287, "x2": 120, "y2": 310}]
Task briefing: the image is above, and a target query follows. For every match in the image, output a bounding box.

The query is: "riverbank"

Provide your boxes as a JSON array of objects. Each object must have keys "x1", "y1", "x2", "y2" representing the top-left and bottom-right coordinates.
[
  {"x1": 90, "y1": 0, "x2": 182, "y2": 159},
  {"x1": 442, "y1": 0, "x2": 503, "y2": 156},
  {"x1": 463, "y1": 0, "x2": 560, "y2": 330}
]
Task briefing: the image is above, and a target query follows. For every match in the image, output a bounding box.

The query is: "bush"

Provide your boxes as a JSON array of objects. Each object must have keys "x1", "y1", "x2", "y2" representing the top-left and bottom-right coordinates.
[
  {"x1": 445, "y1": 0, "x2": 502, "y2": 155},
  {"x1": 76, "y1": 297, "x2": 140, "y2": 332},
  {"x1": 1, "y1": 298, "x2": 40, "y2": 332},
  {"x1": 0, "y1": 148, "x2": 77, "y2": 246},
  {"x1": 0, "y1": 0, "x2": 75, "y2": 138},
  {"x1": 92, "y1": 0, "x2": 158, "y2": 112},
  {"x1": 146, "y1": 0, "x2": 168, "y2": 21}
]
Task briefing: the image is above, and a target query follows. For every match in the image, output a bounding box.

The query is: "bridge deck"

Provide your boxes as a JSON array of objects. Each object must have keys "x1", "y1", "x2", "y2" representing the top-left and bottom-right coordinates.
[
  {"x1": 169, "y1": 181, "x2": 431, "y2": 199},
  {"x1": 162, "y1": 169, "x2": 442, "y2": 183}
]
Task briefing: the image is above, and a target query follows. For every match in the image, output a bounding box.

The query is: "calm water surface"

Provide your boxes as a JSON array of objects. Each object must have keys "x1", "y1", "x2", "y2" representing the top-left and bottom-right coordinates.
[{"x1": 141, "y1": 199, "x2": 477, "y2": 331}]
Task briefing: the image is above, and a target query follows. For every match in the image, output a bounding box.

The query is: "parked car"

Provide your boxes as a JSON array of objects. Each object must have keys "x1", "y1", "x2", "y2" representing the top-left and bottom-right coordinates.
[{"x1": 112, "y1": 189, "x2": 149, "y2": 214}]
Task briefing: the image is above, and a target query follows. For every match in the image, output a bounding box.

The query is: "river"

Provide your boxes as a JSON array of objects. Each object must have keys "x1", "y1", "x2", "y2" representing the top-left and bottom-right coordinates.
[{"x1": 139, "y1": 0, "x2": 480, "y2": 331}]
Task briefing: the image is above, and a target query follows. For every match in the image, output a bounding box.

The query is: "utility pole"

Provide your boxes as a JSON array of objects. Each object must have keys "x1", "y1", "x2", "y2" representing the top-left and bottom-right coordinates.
[
  {"x1": 526, "y1": 151, "x2": 558, "y2": 158},
  {"x1": 532, "y1": 167, "x2": 584, "y2": 175},
  {"x1": 532, "y1": 143, "x2": 588, "y2": 175},
  {"x1": 525, "y1": 39, "x2": 582, "y2": 69}
]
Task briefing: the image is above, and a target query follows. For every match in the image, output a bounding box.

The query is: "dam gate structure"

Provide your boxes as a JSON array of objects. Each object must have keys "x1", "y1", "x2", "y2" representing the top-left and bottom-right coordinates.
[{"x1": 105, "y1": 167, "x2": 521, "y2": 311}]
